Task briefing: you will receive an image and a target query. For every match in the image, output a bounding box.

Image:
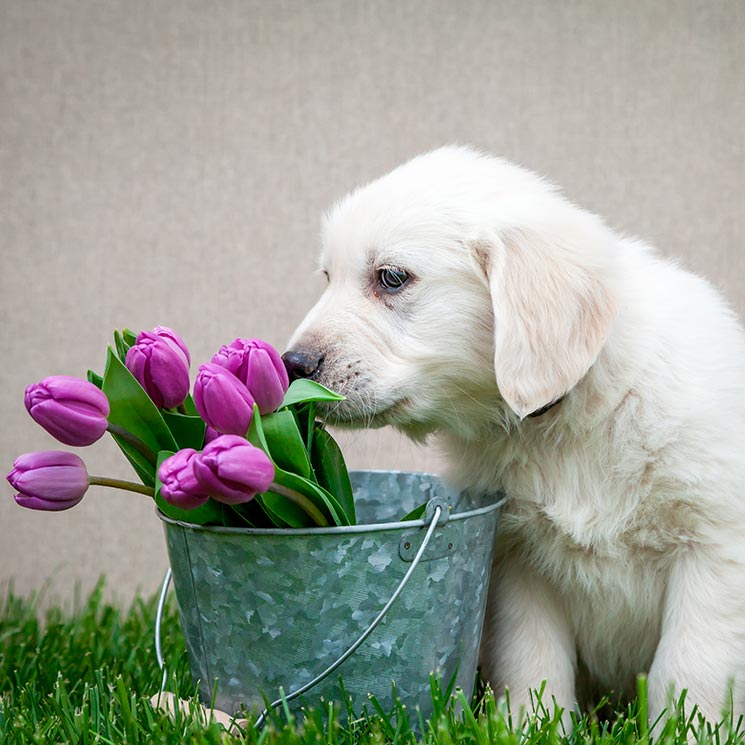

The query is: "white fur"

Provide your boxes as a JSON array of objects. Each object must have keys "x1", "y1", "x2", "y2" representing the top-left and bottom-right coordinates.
[{"x1": 287, "y1": 146, "x2": 745, "y2": 723}]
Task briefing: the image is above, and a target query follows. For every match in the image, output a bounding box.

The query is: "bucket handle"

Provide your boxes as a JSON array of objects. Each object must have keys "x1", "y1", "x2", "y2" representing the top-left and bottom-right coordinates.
[{"x1": 154, "y1": 500, "x2": 445, "y2": 729}]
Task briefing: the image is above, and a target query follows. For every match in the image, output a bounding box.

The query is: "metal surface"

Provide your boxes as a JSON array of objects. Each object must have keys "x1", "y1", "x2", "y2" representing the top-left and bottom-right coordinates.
[
  {"x1": 254, "y1": 503, "x2": 443, "y2": 729},
  {"x1": 159, "y1": 470, "x2": 504, "y2": 718},
  {"x1": 398, "y1": 527, "x2": 455, "y2": 563},
  {"x1": 155, "y1": 504, "x2": 444, "y2": 727}
]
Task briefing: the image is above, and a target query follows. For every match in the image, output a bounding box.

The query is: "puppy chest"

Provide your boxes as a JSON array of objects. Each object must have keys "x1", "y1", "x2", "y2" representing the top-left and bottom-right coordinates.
[
  {"x1": 499, "y1": 502, "x2": 667, "y2": 688},
  {"x1": 494, "y1": 430, "x2": 703, "y2": 567},
  {"x1": 500, "y1": 500, "x2": 670, "y2": 589}
]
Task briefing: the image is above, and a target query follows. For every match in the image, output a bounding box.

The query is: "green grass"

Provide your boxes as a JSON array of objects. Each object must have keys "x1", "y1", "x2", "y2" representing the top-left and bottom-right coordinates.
[{"x1": 0, "y1": 581, "x2": 743, "y2": 744}]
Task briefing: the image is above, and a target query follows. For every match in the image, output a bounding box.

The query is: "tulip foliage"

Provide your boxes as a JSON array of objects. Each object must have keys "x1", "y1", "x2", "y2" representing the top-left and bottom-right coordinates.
[{"x1": 8, "y1": 327, "x2": 358, "y2": 528}]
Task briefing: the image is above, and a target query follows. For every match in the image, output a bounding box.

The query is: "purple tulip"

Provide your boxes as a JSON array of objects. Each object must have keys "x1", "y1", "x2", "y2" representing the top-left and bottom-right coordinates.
[
  {"x1": 204, "y1": 426, "x2": 221, "y2": 444},
  {"x1": 25, "y1": 376, "x2": 110, "y2": 446},
  {"x1": 212, "y1": 338, "x2": 289, "y2": 414},
  {"x1": 7, "y1": 451, "x2": 89, "y2": 511},
  {"x1": 210, "y1": 343, "x2": 245, "y2": 378},
  {"x1": 126, "y1": 333, "x2": 190, "y2": 409},
  {"x1": 193, "y1": 435, "x2": 274, "y2": 504},
  {"x1": 193, "y1": 363, "x2": 255, "y2": 435},
  {"x1": 148, "y1": 326, "x2": 191, "y2": 366},
  {"x1": 158, "y1": 449, "x2": 210, "y2": 510}
]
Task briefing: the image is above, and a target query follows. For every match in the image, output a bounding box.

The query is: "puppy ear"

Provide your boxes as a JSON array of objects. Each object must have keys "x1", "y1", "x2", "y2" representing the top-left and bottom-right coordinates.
[{"x1": 473, "y1": 227, "x2": 617, "y2": 419}]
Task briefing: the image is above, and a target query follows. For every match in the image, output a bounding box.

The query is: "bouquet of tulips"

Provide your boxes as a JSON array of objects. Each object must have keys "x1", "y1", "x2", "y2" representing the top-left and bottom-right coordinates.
[{"x1": 6, "y1": 327, "x2": 358, "y2": 528}]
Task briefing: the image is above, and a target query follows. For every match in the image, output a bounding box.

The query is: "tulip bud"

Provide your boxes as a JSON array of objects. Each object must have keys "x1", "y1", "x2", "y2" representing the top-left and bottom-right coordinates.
[
  {"x1": 158, "y1": 448, "x2": 210, "y2": 510},
  {"x1": 193, "y1": 363, "x2": 255, "y2": 436},
  {"x1": 244, "y1": 343, "x2": 290, "y2": 415},
  {"x1": 193, "y1": 435, "x2": 274, "y2": 504},
  {"x1": 148, "y1": 326, "x2": 191, "y2": 366},
  {"x1": 211, "y1": 338, "x2": 289, "y2": 414},
  {"x1": 210, "y1": 343, "x2": 244, "y2": 378},
  {"x1": 25, "y1": 376, "x2": 110, "y2": 446},
  {"x1": 126, "y1": 334, "x2": 190, "y2": 409},
  {"x1": 7, "y1": 451, "x2": 89, "y2": 511}
]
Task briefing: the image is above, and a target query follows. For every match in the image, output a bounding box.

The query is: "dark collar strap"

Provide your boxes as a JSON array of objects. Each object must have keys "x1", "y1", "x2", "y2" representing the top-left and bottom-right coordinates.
[{"x1": 527, "y1": 395, "x2": 565, "y2": 418}]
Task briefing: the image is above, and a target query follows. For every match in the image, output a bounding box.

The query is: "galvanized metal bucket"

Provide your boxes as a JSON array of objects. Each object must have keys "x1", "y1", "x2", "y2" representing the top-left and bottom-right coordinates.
[{"x1": 157, "y1": 470, "x2": 504, "y2": 721}]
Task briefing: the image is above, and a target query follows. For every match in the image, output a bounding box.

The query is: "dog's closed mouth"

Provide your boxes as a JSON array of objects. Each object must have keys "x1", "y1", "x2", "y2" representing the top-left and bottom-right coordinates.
[{"x1": 317, "y1": 396, "x2": 411, "y2": 428}]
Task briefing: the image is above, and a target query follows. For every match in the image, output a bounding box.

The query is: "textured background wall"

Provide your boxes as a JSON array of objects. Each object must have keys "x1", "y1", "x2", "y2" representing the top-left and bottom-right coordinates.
[{"x1": 1, "y1": 0, "x2": 743, "y2": 604}]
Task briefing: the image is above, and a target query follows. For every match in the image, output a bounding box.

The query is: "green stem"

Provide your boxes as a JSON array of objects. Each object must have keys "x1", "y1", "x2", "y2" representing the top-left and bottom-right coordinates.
[
  {"x1": 89, "y1": 476, "x2": 155, "y2": 497},
  {"x1": 106, "y1": 424, "x2": 157, "y2": 465},
  {"x1": 268, "y1": 482, "x2": 329, "y2": 527},
  {"x1": 177, "y1": 403, "x2": 188, "y2": 415}
]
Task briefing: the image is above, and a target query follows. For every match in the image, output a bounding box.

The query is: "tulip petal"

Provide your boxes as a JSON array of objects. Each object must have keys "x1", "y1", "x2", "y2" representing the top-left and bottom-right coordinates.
[
  {"x1": 193, "y1": 364, "x2": 254, "y2": 435},
  {"x1": 246, "y1": 348, "x2": 287, "y2": 414},
  {"x1": 12, "y1": 450, "x2": 86, "y2": 469},
  {"x1": 30, "y1": 400, "x2": 109, "y2": 446},
  {"x1": 12, "y1": 465, "x2": 89, "y2": 500},
  {"x1": 158, "y1": 448, "x2": 211, "y2": 509},
  {"x1": 204, "y1": 426, "x2": 221, "y2": 444},
  {"x1": 7, "y1": 451, "x2": 89, "y2": 505},
  {"x1": 211, "y1": 345, "x2": 244, "y2": 378},
  {"x1": 148, "y1": 344, "x2": 191, "y2": 410},
  {"x1": 24, "y1": 377, "x2": 109, "y2": 446},
  {"x1": 192, "y1": 435, "x2": 273, "y2": 505},
  {"x1": 215, "y1": 445, "x2": 274, "y2": 492},
  {"x1": 149, "y1": 326, "x2": 191, "y2": 366},
  {"x1": 15, "y1": 493, "x2": 83, "y2": 511},
  {"x1": 193, "y1": 456, "x2": 249, "y2": 502},
  {"x1": 126, "y1": 336, "x2": 190, "y2": 409},
  {"x1": 26, "y1": 376, "x2": 109, "y2": 415}
]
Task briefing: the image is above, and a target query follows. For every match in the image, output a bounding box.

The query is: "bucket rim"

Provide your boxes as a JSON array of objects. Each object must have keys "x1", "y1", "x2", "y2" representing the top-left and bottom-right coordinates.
[{"x1": 157, "y1": 469, "x2": 505, "y2": 536}]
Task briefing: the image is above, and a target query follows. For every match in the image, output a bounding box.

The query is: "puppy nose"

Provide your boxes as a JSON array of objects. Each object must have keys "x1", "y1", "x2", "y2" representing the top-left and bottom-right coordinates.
[{"x1": 282, "y1": 350, "x2": 323, "y2": 382}]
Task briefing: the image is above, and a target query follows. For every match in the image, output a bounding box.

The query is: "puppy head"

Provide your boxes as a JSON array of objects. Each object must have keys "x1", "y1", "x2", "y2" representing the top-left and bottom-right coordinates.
[{"x1": 286, "y1": 146, "x2": 617, "y2": 437}]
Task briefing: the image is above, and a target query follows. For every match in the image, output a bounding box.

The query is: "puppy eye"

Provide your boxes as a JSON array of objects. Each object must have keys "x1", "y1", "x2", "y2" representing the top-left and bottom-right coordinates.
[{"x1": 377, "y1": 266, "x2": 410, "y2": 292}]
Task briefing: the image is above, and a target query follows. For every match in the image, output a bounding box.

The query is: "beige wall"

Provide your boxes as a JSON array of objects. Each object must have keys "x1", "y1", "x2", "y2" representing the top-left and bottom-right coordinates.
[{"x1": 1, "y1": 0, "x2": 743, "y2": 603}]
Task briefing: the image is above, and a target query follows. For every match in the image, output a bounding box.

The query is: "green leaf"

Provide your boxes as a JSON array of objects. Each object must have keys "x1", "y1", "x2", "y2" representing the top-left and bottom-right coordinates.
[
  {"x1": 102, "y1": 347, "x2": 178, "y2": 458},
  {"x1": 161, "y1": 411, "x2": 206, "y2": 450},
  {"x1": 102, "y1": 347, "x2": 178, "y2": 487},
  {"x1": 110, "y1": 435, "x2": 156, "y2": 487},
  {"x1": 250, "y1": 497, "x2": 286, "y2": 528},
  {"x1": 246, "y1": 409, "x2": 296, "y2": 526},
  {"x1": 153, "y1": 450, "x2": 223, "y2": 525},
  {"x1": 272, "y1": 467, "x2": 348, "y2": 526},
  {"x1": 122, "y1": 328, "x2": 138, "y2": 346},
  {"x1": 401, "y1": 503, "x2": 427, "y2": 521},
  {"x1": 227, "y1": 500, "x2": 271, "y2": 528},
  {"x1": 248, "y1": 405, "x2": 347, "y2": 526},
  {"x1": 311, "y1": 426, "x2": 356, "y2": 524},
  {"x1": 101, "y1": 343, "x2": 192, "y2": 487},
  {"x1": 260, "y1": 411, "x2": 312, "y2": 479},
  {"x1": 256, "y1": 488, "x2": 312, "y2": 528},
  {"x1": 113, "y1": 329, "x2": 131, "y2": 363},
  {"x1": 182, "y1": 393, "x2": 199, "y2": 417},
  {"x1": 307, "y1": 402, "x2": 316, "y2": 450},
  {"x1": 246, "y1": 404, "x2": 269, "y2": 451},
  {"x1": 87, "y1": 369, "x2": 103, "y2": 390},
  {"x1": 279, "y1": 379, "x2": 344, "y2": 408},
  {"x1": 289, "y1": 403, "x2": 312, "y2": 452}
]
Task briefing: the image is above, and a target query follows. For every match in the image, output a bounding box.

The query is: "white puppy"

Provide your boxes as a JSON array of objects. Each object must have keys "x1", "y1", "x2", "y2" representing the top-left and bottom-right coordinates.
[{"x1": 284, "y1": 146, "x2": 745, "y2": 723}]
